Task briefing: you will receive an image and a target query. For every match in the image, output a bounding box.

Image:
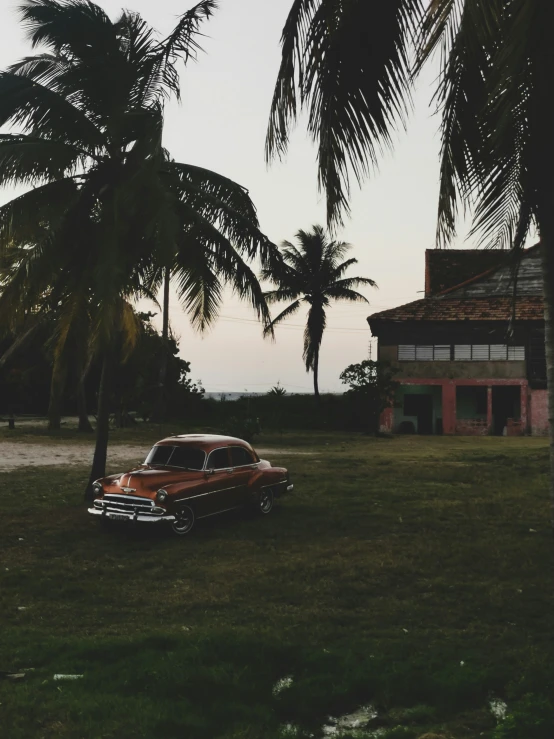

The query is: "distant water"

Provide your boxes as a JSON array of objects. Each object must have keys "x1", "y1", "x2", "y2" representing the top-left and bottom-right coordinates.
[{"x1": 204, "y1": 392, "x2": 266, "y2": 401}]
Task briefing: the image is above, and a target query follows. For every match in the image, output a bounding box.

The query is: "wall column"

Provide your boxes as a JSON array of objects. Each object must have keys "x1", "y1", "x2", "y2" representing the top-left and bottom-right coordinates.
[
  {"x1": 379, "y1": 406, "x2": 394, "y2": 433},
  {"x1": 442, "y1": 381, "x2": 457, "y2": 435},
  {"x1": 487, "y1": 386, "x2": 493, "y2": 433},
  {"x1": 520, "y1": 382, "x2": 528, "y2": 432}
]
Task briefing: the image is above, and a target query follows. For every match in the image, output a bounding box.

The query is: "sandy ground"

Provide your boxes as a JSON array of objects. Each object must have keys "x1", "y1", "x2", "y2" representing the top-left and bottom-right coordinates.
[{"x1": 0, "y1": 442, "x2": 314, "y2": 472}]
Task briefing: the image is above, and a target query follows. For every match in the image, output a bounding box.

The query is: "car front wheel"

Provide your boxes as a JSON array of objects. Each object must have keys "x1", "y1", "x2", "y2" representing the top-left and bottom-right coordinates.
[
  {"x1": 257, "y1": 487, "x2": 274, "y2": 515},
  {"x1": 170, "y1": 505, "x2": 195, "y2": 536}
]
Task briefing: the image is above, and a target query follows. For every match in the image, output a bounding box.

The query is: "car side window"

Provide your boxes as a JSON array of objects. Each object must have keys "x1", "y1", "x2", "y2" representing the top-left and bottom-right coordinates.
[
  {"x1": 230, "y1": 447, "x2": 255, "y2": 468},
  {"x1": 207, "y1": 447, "x2": 230, "y2": 470}
]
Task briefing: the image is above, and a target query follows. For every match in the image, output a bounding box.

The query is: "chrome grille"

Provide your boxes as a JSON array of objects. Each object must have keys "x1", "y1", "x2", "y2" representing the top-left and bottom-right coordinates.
[{"x1": 97, "y1": 494, "x2": 160, "y2": 516}]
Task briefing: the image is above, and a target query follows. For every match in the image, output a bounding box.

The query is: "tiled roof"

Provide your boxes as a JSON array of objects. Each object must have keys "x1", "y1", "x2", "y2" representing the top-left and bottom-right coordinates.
[{"x1": 368, "y1": 296, "x2": 544, "y2": 323}]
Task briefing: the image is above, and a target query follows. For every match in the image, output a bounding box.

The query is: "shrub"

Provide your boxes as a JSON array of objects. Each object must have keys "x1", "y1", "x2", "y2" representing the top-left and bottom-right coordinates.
[{"x1": 492, "y1": 694, "x2": 554, "y2": 739}]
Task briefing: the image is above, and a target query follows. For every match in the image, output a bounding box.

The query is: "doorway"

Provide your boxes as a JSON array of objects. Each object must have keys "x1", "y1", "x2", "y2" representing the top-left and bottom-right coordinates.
[
  {"x1": 403, "y1": 394, "x2": 434, "y2": 434},
  {"x1": 492, "y1": 386, "x2": 521, "y2": 435}
]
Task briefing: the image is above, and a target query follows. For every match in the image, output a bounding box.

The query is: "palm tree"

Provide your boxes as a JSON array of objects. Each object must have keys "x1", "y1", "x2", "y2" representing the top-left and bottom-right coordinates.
[
  {"x1": 0, "y1": 0, "x2": 278, "y2": 498},
  {"x1": 262, "y1": 226, "x2": 376, "y2": 399},
  {"x1": 268, "y1": 1, "x2": 554, "y2": 532}
]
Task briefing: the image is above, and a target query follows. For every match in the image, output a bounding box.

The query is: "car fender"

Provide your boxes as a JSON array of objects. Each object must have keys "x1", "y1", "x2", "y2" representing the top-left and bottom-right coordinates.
[
  {"x1": 159, "y1": 480, "x2": 207, "y2": 510},
  {"x1": 247, "y1": 465, "x2": 289, "y2": 500}
]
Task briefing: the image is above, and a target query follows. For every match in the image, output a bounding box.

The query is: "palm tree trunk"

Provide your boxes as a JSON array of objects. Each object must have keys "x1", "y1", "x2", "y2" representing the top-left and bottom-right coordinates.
[
  {"x1": 313, "y1": 348, "x2": 320, "y2": 400},
  {"x1": 151, "y1": 267, "x2": 171, "y2": 422},
  {"x1": 84, "y1": 351, "x2": 113, "y2": 500},
  {"x1": 77, "y1": 369, "x2": 93, "y2": 432},
  {"x1": 47, "y1": 353, "x2": 68, "y2": 431},
  {"x1": 540, "y1": 236, "x2": 554, "y2": 537}
]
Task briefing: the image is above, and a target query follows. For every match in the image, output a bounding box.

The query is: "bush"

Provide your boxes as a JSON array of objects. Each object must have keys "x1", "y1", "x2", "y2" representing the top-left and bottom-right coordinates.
[{"x1": 492, "y1": 694, "x2": 554, "y2": 739}]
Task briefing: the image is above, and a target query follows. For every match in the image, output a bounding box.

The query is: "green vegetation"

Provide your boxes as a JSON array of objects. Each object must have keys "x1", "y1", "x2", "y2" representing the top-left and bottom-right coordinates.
[{"x1": 1, "y1": 431, "x2": 553, "y2": 737}]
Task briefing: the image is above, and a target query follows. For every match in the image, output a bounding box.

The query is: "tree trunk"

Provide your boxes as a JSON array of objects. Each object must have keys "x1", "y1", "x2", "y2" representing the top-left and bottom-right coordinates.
[
  {"x1": 84, "y1": 351, "x2": 113, "y2": 500},
  {"x1": 151, "y1": 267, "x2": 171, "y2": 422},
  {"x1": 47, "y1": 353, "x2": 68, "y2": 431},
  {"x1": 540, "y1": 236, "x2": 554, "y2": 536},
  {"x1": 313, "y1": 348, "x2": 320, "y2": 401},
  {"x1": 77, "y1": 371, "x2": 93, "y2": 432}
]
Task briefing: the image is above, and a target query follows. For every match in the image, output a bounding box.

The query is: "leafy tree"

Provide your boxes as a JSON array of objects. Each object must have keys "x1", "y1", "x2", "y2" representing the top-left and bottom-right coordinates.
[
  {"x1": 269, "y1": 1, "x2": 554, "y2": 531},
  {"x1": 340, "y1": 360, "x2": 399, "y2": 434},
  {"x1": 0, "y1": 0, "x2": 277, "y2": 497},
  {"x1": 263, "y1": 225, "x2": 376, "y2": 399}
]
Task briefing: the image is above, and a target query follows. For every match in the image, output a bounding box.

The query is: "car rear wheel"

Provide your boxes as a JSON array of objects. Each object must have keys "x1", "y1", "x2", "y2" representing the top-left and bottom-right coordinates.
[
  {"x1": 257, "y1": 487, "x2": 274, "y2": 515},
  {"x1": 171, "y1": 505, "x2": 195, "y2": 536}
]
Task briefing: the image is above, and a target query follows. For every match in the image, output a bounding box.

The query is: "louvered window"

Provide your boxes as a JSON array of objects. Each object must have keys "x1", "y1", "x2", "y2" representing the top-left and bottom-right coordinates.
[
  {"x1": 507, "y1": 346, "x2": 525, "y2": 361},
  {"x1": 472, "y1": 345, "x2": 489, "y2": 361},
  {"x1": 398, "y1": 345, "x2": 452, "y2": 361},
  {"x1": 454, "y1": 345, "x2": 472, "y2": 360},
  {"x1": 398, "y1": 345, "x2": 416, "y2": 361},
  {"x1": 397, "y1": 344, "x2": 525, "y2": 362},
  {"x1": 433, "y1": 345, "x2": 451, "y2": 361},
  {"x1": 490, "y1": 344, "x2": 508, "y2": 360},
  {"x1": 415, "y1": 345, "x2": 433, "y2": 361},
  {"x1": 453, "y1": 345, "x2": 525, "y2": 361}
]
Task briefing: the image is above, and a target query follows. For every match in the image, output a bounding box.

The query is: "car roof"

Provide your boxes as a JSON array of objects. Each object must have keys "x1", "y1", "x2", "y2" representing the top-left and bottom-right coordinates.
[{"x1": 155, "y1": 434, "x2": 254, "y2": 453}]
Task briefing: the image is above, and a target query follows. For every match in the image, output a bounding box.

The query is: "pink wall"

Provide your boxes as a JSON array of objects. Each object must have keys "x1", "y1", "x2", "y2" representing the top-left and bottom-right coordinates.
[{"x1": 530, "y1": 389, "x2": 549, "y2": 436}]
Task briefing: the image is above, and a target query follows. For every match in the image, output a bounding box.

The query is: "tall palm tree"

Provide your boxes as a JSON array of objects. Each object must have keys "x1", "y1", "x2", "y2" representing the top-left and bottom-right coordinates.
[
  {"x1": 269, "y1": 1, "x2": 554, "y2": 532},
  {"x1": 0, "y1": 0, "x2": 278, "y2": 497},
  {"x1": 262, "y1": 226, "x2": 376, "y2": 398}
]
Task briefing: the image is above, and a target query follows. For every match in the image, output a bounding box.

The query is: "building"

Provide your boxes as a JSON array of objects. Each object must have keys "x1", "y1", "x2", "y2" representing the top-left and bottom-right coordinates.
[{"x1": 367, "y1": 246, "x2": 548, "y2": 436}]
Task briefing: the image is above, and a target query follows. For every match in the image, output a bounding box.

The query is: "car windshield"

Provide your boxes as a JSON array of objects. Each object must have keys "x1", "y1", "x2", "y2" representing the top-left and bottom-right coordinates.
[{"x1": 145, "y1": 445, "x2": 205, "y2": 471}]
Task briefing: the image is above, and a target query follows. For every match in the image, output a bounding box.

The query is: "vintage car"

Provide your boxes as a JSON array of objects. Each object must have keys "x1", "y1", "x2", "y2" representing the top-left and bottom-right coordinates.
[{"x1": 88, "y1": 434, "x2": 293, "y2": 536}]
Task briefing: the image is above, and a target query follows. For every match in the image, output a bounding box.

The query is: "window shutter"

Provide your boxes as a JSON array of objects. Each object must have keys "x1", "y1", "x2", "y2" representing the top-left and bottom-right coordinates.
[
  {"x1": 454, "y1": 345, "x2": 471, "y2": 360},
  {"x1": 433, "y1": 345, "x2": 451, "y2": 361},
  {"x1": 472, "y1": 345, "x2": 489, "y2": 360},
  {"x1": 398, "y1": 345, "x2": 416, "y2": 360},
  {"x1": 508, "y1": 346, "x2": 525, "y2": 361},
  {"x1": 415, "y1": 345, "x2": 433, "y2": 361},
  {"x1": 490, "y1": 345, "x2": 507, "y2": 360}
]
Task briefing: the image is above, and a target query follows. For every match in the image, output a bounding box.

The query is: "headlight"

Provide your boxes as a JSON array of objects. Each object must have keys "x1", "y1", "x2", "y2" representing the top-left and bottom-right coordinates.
[
  {"x1": 93, "y1": 482, "x2": 103, "y2": 496},
  {"x1": 156, "y1": 489, "x2": 168, "y2": 503}
]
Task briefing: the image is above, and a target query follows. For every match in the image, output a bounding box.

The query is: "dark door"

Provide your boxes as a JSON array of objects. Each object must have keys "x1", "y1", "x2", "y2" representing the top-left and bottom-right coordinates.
[
  {"x1": 404, "y1": 394, "x2": 434, "y2": 435},
  {"x1": 492, "y1": 386, "x2": 521, "y2": 435},
  {"x1": 229, "y1": 446, "x2": 257, "y2": 504}
]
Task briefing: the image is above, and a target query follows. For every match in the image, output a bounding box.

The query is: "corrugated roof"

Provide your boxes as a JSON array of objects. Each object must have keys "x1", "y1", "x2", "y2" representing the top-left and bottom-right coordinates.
[
  {"x1": 368, "y1": 296, "x2": 544, "y2": 323},
  {"x1": 425, "y1": 249, "x2": 510, "y2": 296}
]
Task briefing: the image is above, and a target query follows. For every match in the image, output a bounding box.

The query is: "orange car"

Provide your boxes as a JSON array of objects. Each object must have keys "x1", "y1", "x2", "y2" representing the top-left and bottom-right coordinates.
[{"x1": 88, "y1": 434, "x2": 293, "y2": 536}]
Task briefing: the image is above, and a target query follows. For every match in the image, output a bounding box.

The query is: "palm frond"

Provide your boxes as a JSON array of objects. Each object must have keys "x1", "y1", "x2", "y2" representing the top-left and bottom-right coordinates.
[
  {"x1": 325, "y1": 276, "x2": 376, "y2": 296},
  {"x1": 155, "y1": 0, "x2": 218, "y2": 100},
  {"x1": 0, "y1": 176, "x2": 78, "y2": 248},
  {"x1": 263, "y1": 299, "x2": 302, "y2": 337},
  {"x1": 0, "y1": 134, "x2": 88, "y2": 187},
  {"x1": 0, "y1": 70, "x2": 105, "y2": 150},
  {"x1": 267, "y1": 0, "x2": 424, "y2": 228}
]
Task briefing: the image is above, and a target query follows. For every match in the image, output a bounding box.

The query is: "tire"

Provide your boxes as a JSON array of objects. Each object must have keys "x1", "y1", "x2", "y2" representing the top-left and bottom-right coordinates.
[
  {"x1": 257, "y1": 487, "x2": 274, "y2": 515},
  {"x1": 170, "y1": 505, "x2": 195, "y2": 536}
]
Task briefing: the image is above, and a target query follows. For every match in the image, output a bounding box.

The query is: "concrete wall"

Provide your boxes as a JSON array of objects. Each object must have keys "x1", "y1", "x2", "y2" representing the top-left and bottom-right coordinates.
[{"x1": 379, "y1": 345, "x2": 526, "y2": 380}]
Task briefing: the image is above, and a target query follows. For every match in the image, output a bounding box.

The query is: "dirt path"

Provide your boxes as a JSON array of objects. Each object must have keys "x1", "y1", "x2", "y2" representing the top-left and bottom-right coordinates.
[{"x1": 0, "y1": 442, "x2": 314, "y2": 471}]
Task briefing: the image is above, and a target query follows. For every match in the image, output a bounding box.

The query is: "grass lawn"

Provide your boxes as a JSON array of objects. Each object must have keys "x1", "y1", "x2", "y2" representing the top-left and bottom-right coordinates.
[{"x1": 1, "y1": 429, "x2": 554, "y2": 738}]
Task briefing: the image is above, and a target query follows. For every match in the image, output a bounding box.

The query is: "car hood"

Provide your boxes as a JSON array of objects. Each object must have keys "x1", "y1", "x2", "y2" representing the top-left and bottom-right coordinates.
[{"x1": 103, "y1": 467, "x2": 202, "y2": 498}]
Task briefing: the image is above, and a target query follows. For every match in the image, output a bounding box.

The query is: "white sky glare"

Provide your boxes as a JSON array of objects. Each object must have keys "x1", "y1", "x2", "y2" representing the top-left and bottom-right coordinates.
[{"x1": 0, "y1": 0, "x2": 456, "y2": 393}]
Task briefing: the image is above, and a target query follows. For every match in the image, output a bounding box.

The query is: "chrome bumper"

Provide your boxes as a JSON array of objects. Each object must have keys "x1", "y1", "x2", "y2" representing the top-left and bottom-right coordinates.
[
  {"x1": 286, "y1": 484, "x2": 294, "y2": 492},
  {"x1": 88, "y1": 508, "x2": 175, "y2": 524}
]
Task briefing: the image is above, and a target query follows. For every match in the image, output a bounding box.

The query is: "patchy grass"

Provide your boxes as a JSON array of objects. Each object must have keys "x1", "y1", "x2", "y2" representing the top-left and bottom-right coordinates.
[{"x1": 1, "y1": 433, "x2": 554, "y2": 738}]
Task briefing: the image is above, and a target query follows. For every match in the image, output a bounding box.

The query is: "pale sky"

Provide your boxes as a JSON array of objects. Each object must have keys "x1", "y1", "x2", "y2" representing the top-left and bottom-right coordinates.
[{"x1": 0, "y1": 0, "x2": 466, "y2": 393}]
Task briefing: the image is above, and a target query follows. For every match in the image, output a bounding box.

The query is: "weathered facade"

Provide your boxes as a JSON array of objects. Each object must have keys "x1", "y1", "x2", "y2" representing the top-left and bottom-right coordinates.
[{"x1": 368, "y1": 246, "x2": 548, "y2": 436}]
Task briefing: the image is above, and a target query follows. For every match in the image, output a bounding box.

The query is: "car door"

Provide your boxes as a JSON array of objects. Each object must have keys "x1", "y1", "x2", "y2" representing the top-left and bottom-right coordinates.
[
  {"x1": 199, "y1": 447, "x2": 238, "y2": 517},
  {"x1": 229, "y1": 446, "x2": 258, "y2": 505}
]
